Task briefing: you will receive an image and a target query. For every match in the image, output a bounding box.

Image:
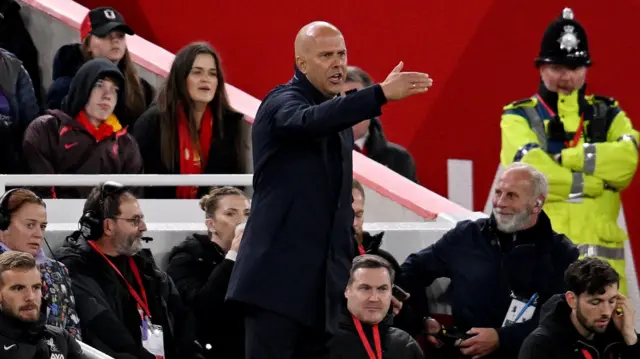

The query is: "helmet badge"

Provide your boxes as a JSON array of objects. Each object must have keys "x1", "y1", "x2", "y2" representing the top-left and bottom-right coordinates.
[{"x1": 558, "y1": 25, "x2": 580, "y2": 52}]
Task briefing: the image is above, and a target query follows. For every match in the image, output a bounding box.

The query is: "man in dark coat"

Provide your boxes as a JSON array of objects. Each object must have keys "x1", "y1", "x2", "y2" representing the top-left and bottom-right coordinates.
[
  {"x1": 226, "y1": 20, "x2": 433, "y2": 359},
  {"x1": 396, "y1": 163, "x2": 579, "y2": 359}
]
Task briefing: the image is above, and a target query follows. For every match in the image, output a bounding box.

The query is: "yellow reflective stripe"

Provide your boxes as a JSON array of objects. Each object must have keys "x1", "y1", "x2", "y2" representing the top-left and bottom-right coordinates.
[{"x1": 578, "y1": 244, "x2": 625, "y2": 260}]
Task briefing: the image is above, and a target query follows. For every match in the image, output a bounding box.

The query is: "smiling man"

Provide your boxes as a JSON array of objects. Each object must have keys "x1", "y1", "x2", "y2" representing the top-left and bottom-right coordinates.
[
  {"x1": 0, "y1": 251, "x2": 83, "y2": 359},
  {"x1": 396, "y1": 162, "x2": 578, "y2": 359},
  {"x1": 519, "y1": 257, "x2": 640, "y2": 359},
  {"x1": 226, "y1": 21, "x2": 433, "y2": 359}
]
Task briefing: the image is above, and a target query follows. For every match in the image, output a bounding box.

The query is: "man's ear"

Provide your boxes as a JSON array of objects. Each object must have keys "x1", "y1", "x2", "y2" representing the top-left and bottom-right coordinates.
[
  {"x1": 296, "y1": 56, "x2": 307, "y2": 74},
  {"x1": 565, "y1": 291, "x2": 577, "y2": 310},
  {"x1": 103, "y1": 218, "x2": 115, "y2": 237}
]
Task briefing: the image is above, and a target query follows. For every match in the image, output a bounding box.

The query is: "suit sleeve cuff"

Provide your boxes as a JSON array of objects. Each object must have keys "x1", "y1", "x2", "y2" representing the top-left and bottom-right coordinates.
[
  {"x1": 225, "y1": 250, "x2": 238, "y2": 262},
  {"x1": 372, "y1": 84, "x2": 388, "y2": 106}
]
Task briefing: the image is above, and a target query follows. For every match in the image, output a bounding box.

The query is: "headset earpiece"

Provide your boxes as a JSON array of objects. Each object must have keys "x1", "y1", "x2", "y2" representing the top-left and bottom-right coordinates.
[
  {"x1": 77, "y1": 181, "x2": 128, "y2": 241},
  {"x1": 78, "y1": 210, "x2": 103, "y2": 241},
  {"x1": 0, "y1": 189, "x2": 19, "y2": 231}
]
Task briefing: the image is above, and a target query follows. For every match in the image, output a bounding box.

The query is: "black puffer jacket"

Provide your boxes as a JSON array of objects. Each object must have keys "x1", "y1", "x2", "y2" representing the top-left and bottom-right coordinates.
[
  {"x1": 55, "y1": 233, "x2": 203, "y2": 359},
  {"x1": 519, "y1": 294, "x2": 640, "y2": 359},
  {"x1": 166, "y1": 233, "x2": 244, "y2": 359},
  {"x1": 319, "y1": 309, "x2": 424, "y2": 359},
  {"x1": 0, "y1": 300, "x2": 83, "y2": 359}
]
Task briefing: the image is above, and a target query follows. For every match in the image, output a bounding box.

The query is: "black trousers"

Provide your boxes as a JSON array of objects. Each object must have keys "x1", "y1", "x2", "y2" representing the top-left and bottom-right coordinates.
[{"x1": 244, "y1": 306, "x2": 328, "y2": 359}]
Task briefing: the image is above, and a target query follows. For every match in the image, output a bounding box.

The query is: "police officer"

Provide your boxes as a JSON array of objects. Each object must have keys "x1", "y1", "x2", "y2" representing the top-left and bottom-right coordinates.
[{"x1": 500, "y1": 8, "x2": 639, "y2": 295}]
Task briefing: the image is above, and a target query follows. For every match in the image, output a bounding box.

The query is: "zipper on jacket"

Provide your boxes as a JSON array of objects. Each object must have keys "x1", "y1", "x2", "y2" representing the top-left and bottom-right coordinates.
[{"x1": 602, "y1": 341, "x2": 622, "y2": 359}]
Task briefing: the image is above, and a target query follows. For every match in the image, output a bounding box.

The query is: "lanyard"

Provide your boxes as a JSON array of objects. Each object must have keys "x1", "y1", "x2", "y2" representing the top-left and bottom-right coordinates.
[
  {"x1": 358, "y1": 243, "x2": 366, "y2": 255},
  {"x1": 87, "y1": 241, "x2": 151, "y2": 318},
  {"x1": 535, "y1": 94, "x2": 584, "y2": 148},
  {"x1": 352, "y1": 315, "x2": 382, "y2": 359}
]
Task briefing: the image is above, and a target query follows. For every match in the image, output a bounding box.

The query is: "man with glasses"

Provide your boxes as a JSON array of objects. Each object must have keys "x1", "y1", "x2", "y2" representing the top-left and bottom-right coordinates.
[{"x1": 56, "y1": 182, "x2": 204, "y2": 359}]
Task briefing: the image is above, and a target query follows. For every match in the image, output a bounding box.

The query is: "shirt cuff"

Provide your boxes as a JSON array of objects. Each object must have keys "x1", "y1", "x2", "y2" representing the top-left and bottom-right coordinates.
[{"x1": 225, "y1": 250, "x2": 238, "y2": 262}]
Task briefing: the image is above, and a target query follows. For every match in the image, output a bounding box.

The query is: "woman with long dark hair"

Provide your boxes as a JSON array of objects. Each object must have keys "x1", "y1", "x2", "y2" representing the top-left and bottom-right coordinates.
[
  {"x1": 132, "y1": 42, "x2": 247, "y2": 198},
  {"x1": 46, "y1": 7, "x2": 154, "y2": 127}
]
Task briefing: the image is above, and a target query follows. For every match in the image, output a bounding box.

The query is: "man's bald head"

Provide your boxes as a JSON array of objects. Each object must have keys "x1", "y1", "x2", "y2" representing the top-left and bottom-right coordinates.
[
  {"x1": 293, "y1": 21, "x2": 348, "y2": 97},
  {"x1": 294, "y1": 21, "x2": 343, "y2": 57}
]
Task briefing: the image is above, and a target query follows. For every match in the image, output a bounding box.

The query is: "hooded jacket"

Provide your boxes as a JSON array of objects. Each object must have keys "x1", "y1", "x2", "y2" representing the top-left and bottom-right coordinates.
[
  {"x1": 55, "y1": 233, "x2": 204, "y2": 359},
  {"x1": 0, "y1": 298, "x2": 83, "y2": 359},
  {"x1": 519, "y1": 294, "x2": 640, "y2": 359},
  {"x1": 22, "y1": 58, "x2": 143, "y2": 198},
  {"x1": 46, "y1": 43, "x2": 154, "y2": 127}
]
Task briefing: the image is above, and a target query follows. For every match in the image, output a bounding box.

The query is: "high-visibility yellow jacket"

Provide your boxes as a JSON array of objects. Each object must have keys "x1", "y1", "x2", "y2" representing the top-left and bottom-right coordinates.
[{"x1": 500, "y1": 88, "x2": 639, "y2": 294}]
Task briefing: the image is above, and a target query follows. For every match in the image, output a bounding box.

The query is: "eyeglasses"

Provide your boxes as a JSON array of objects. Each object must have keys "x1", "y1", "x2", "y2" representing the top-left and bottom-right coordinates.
[{"x1": 113, "y1": 216, "x2": 145, "y2": 227}]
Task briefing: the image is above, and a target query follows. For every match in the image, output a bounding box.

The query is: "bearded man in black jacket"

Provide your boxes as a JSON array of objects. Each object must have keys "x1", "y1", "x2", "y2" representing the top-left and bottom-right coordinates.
[{"x1": 0, "y1": 251, "x2": 83, "y2": 359}]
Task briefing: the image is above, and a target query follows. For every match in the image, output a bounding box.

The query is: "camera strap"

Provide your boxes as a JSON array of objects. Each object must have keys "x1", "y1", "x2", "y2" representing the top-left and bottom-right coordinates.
[{"x1": 352, "y1": 315, "x2": 382, "y2": 359}]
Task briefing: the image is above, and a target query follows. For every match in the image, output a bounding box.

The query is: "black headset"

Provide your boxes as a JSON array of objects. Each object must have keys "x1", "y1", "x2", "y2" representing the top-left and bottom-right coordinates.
[
  {"x1": 0, "y1": 189, "x2": 20, "y2": 231},
  {"x1": 78, "y1": 181, "x2": 129, "y2": 241}
]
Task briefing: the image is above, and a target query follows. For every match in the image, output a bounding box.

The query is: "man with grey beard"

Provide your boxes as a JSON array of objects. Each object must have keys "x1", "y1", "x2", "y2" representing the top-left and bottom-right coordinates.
[
  {"x1": 396, "y1": 163, "x2": 579, "y2": 359},
  {"x1": 56, "y1": 182, "x2": 204, "y2": 359}
]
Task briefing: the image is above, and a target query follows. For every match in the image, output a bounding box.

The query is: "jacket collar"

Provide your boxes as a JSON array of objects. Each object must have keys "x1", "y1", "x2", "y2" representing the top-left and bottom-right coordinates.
[
  {"x1": 484, "y1": 210, "x2": 555, "y2": 248},
  {"x1": 537, "y1": 82, "x2": 588, "y2": 115},
  {"x1": 337, "y1": 305, "x2": 392, "y2": 343},
  {"x1": 361, "y1": 231, "x2": 385, "y2": 253},
  {"x1": 0, "y1": 299, "x2": 48, "y2": 343},
  {"x1": 539, "y1": 294, "x2": 625, "y2": 345},
  {"x1": 0, "y1": 242, "x2": 50, "y2": 265},
  {"x1": 291, "y1": 66, "x2": 335, "y2": 104}
]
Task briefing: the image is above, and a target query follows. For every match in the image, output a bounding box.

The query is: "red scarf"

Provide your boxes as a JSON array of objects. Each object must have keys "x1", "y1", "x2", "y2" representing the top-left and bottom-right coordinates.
[
  {"x1": 76, "y1": 110, "x2": 119, "y2": 141},
  {"x1": 176, "y1": 105, "x2": 214, "y2": 199}
]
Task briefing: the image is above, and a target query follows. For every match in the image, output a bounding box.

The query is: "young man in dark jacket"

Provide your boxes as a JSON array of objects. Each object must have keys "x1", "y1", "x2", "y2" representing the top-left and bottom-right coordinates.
[
  {"x1": 322, "y1": 254, "x2": 423, "y2": 359},
  {"x1": 22, "y1": 58, "x2": 143, "y2": 198},
  {"x1": 519, "y1": 257, "x2": 640, "y2": 359},
  {"x1": 55, "y1": 182, "x2": 203, "y2": 359},
  {"x1": 0, "y1": 251, "x2": 83, "y2": 359},
  {"x1": 396, "y1": 162, "x2": 579, "y2": 359}
]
